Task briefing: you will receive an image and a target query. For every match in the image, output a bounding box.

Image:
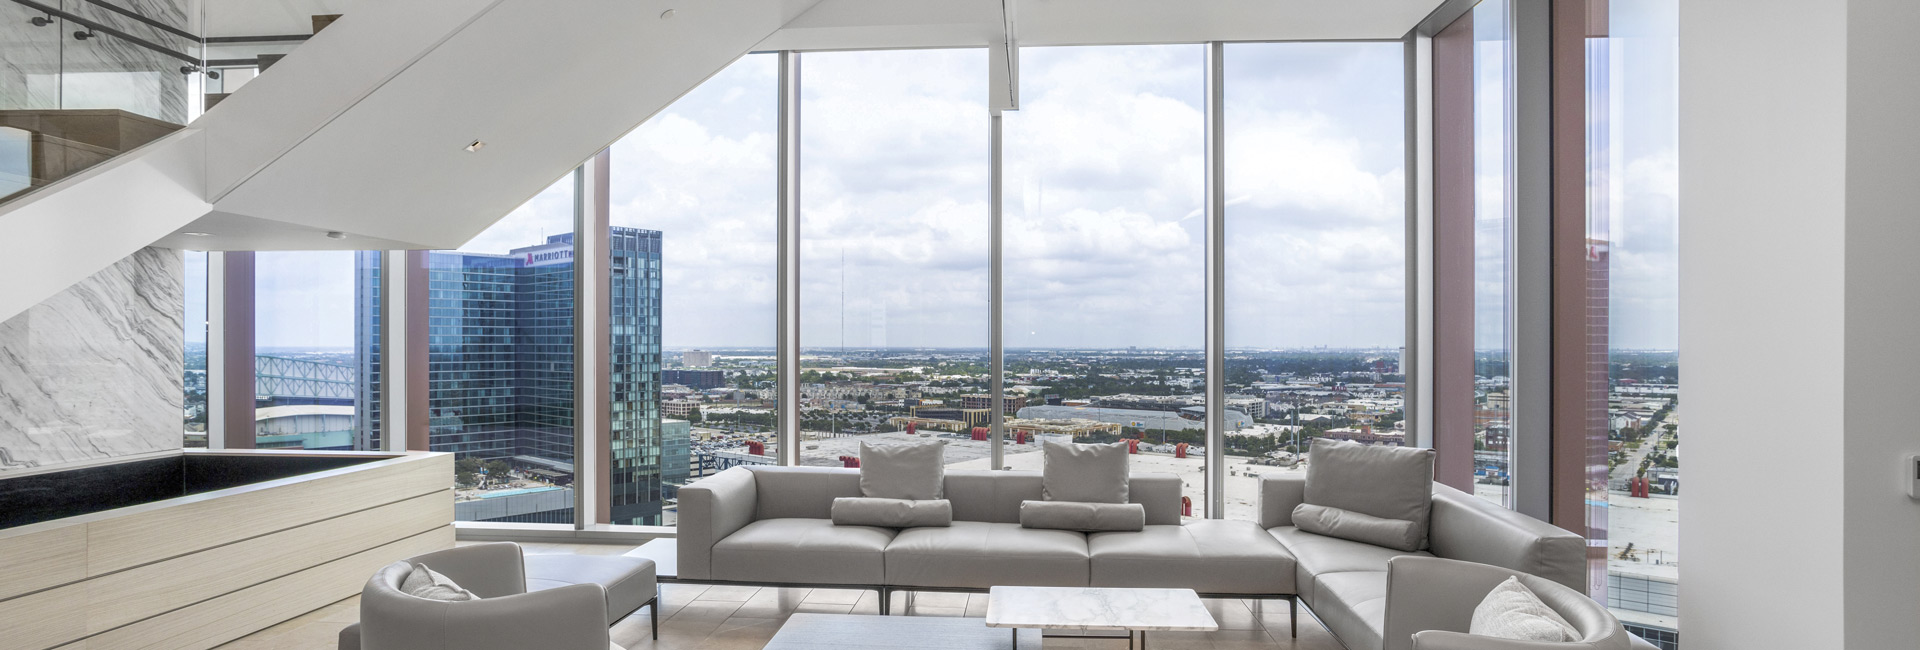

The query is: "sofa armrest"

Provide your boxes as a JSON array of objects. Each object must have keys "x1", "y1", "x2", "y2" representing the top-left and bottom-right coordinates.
[
  {"x1": 1258, "y1": 474, "x2": 1307, "y2": 529},
  {"x1": 675, "y1": 466, "x2": 758, "y2": 580},
  {"x1": 1386, "y1": 556, "x2": 1628, "y2": 650},
  {"x1": 1411, "y1": 630, "x2": 1608, "y2": 650},
  {"x1": 1427, "y1": 484, "x2": 1587, "y2": 591},
  {"x1": 401, "y1": 542, "x2": 526, "y2": 598}
]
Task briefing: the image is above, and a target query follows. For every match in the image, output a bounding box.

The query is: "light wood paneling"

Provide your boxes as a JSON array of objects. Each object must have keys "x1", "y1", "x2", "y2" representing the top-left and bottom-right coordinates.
[
  {"x1": 64, "y1": 526, "x2": 454, "y2": 650},
  {"x1": 85, "y1": 490, "x2": 451, "y2": 631},
  {"x1": 1, "y1": 452, "x2": 453, "y2": 650},
  {"x1": 0, "y1": 523, "x2": 85, "y2": 600},
  {"x1": 0, "y1": 578, "x2": 85, "y2": 650},
  {"x1": 84, "y1": 453, "x2": 451, "y2": 575}
]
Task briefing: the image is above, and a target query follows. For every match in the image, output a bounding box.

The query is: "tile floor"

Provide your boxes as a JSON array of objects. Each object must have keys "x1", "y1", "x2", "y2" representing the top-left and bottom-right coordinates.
[{"x1": 220, "y1": 542, "x2": 1344, "y2": 650}]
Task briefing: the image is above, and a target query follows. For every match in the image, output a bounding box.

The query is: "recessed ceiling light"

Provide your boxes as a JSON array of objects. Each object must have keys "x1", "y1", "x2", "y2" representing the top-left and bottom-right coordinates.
[
  {"x1": 326, "y1": 231, "x2": 347, "y2": 240},
  {"x1": 660, "y1": 9, "x2": 676, "y2": 20},
  {"x1": 465, "y1": 140, "x2": 485, "y2": 152},
  {"x1": 182, "y1": 232, "x2": 212, "y2": 237}
]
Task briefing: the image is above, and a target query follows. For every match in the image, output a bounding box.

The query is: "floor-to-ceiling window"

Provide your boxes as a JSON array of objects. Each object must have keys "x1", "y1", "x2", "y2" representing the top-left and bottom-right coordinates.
[
  {"x1": 183, "y1": 250, "x2": 208, "y2": 448},
  {"x1": 254, "y1": 251, "x2": 373, "y2": 451},
  {"x1": 607, "y1": 53, "x2": 778, "y2": 526},
  {"x1": 798, "y1": 48, "x2": 991, "y2": 471},
  {"x1": 393, "y1": 175, "x2": 580, "y2": 524},
  {"x1": 1470, "y1": 0, "x2": 1516, "y2": 509},
  {"x1": 1221, "y1": 42, "x2": 1407, "y2": 521},
  {"x1": 1595, "y1": 0, "x2": 1680, "y2": 641},
  {"x1": 1003, "y1": 44, "x2": 1207, "y2": 515}
]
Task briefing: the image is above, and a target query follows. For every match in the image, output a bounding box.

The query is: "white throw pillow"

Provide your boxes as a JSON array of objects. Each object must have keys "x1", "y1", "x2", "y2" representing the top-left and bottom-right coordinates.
[
  {"x1": 1468, "y1": 576, "x2": 1579, "y2": 642},
  {"x1": 400, "y1": 562, "x2": 479, "y2": 601}
]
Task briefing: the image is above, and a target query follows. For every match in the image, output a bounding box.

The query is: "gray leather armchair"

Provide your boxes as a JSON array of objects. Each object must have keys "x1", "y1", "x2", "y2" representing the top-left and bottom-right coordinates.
[
  {"x1": 1382, "y1": 556, "x2": 1630, "y2": 650},
  {"x1": 353, "y1": 543, "x2": 622, "y2": 650}
]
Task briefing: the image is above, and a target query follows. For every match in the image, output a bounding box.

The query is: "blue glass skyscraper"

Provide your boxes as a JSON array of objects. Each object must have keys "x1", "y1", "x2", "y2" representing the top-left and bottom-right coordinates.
[{"x1": 354, "y1": 227, "x2": 665, "y2": 524}]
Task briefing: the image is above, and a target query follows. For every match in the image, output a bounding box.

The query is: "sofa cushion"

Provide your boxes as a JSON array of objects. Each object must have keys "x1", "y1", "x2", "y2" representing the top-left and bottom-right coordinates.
[
  {"x1": 859, "y1": 441, "x2": 945, "y2": 500},
  {"x1": 1293, "y1": 503, "x2": 1423, "y2": 552},
  {"x1": 1268, "y1": 526, "x2": 1429, "y2": 606},
  {"x1": 832, "y1": 497, "x2": 953, "y2": 528},
  {"x1": 523, "y1": 553, "x2": 658, "y2": 624},
  {"x1": 1019, "y1": 500, "x2": 1144, "y2": 532},
  {"x1": 942, "y1": 470, "x2": 1185, "y2": 525},
  {"x1": 712, "y1": 518, "x2": 893, "y2": 584},
  {"x1": 1304, "y1": 439, "x2": 1435, "y2": 549},
  {"x1": 1089, "y1": 520, "x2": 1297, "y2": 595},
  {"x1": 1042, "y1": 441, "x2": 1129, "y2": 503},
  {"x1": 1469, "y1": 576, "x2": 1580, "y2": 642},
  {"x1": 885, "y1": 521, "x2": 1089, "y2": 588},
  {"x1": 1313, "y1": 571, "x2": 1389, "y2": 650}
]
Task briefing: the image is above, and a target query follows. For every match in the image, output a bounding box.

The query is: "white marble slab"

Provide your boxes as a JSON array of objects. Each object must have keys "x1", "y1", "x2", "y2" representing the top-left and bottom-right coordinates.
[
  {"x1": 0, "y1": 247, "x2": 183, "y2": 472},
  {"x1": 984, "y1": 586, "x2": 1218, "y2": 632}
]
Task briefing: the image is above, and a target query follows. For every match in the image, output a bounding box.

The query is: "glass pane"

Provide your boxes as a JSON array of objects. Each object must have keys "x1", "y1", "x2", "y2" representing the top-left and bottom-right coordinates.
[
  {"x1": 58, "y1": 0, "x2": 200, "y2": 125},
  {"x1": 416, "y1": 175, "x2": 580, "y2": 524},
  {"x1": 799, "y1": 48, "x2": 990, "y2": 471},
  {"x1": 1003, "y1": 45, "x2": 1206, "y2": 517},
  {"x1": 609, "y1": 53, "x2": 778, "y2": 525},
  {"x1": 254, "y1": 250, "x2": 373, "y2": 451},
  {"x1": 183, "y1": 250, "x2": 208, "y2": 448},
  {"x1": 1472, "y1": 0, "x2": 1516, "y2": 508},
  {"x1": 1222, "y1": 42, "x2": 1407, "y2": 521},
  {"x1": 1598, "y1": 0, "x2": 1681, "y2": 635}
]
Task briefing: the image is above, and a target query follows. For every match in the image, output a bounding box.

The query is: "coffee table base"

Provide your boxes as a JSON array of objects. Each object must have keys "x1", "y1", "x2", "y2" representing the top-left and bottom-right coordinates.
[{"x1": 1010, "y1": 629, "x2": 1154, "y2": 650}]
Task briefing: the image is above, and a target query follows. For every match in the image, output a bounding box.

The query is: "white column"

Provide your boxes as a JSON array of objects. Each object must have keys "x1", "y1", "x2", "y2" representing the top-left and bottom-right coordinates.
[{"x1": 1203, "y1": 42, "x2": 1227, "y2": 518}]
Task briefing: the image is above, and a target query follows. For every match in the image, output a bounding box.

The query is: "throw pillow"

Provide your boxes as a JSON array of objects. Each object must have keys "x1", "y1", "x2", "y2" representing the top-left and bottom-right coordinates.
[
  {"x1": 831, "y1": 497, "x2": 953, "y2": 528},
  {"x1": 1468, "y1": 576, "x2": 1580, "y2": 642},
  {"x1": 1303, "y1": 438, "x2": 1436, "y2": 548},
  {"x1": 859, "y1": 441, "x2": 945, "y2": 500},
  {"x1": 1018, "y1": 500, "x2": 1145, "y2": 532},
  {"x1": 1291, "y1": 503, "x2": 1423, "y2": 551},
  {"x1": 400, "y1": 562, "x2": 478, "y2": 601},
  {"x1": 1041, "y1": 440, "x2": 1129, "y2": 503}
]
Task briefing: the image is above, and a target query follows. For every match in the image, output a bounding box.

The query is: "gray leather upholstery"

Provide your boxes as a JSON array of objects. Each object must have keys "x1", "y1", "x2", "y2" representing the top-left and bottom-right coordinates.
[
  {"x1": 752, "y1": 466, "x2": 865, "y2": 520},
  {"x1": 355, "y1": 545, "x2": 616, "y2": 650},
  {"x1": 1427, "y1": 485, "x2": 1586, "y2": 592},
  {"x1": 1383, "y1": 557, "x2": 1629, "y2": 650},
  {"x1": 711, "y1": 518, "x2": 894, "y2": 584},
  {"x1": 524, "y1": 553, "x2": 657, "y2": 624},
  {"x1": 339, "y1": 543, "x2": 652, "y2": 650},
  {"x1": 1268, "y1": 526, "x2": 1430, "y2": 605},
  {"x1": 675, "y1": 465, "x2": 758, "y2": 580},
  {"x1": 1303, "y1": 440, "x2": 1437, "y2": 550},
  {"x1": 1089, "y1": 520, "x2": 1296, "y2": 595},
  {"x1": 1313, "y1": 571, "x2": 1390, "y2": 650},
  {"x1": 1018, "y1": 500, "x2": 1144, "y2": 532},
  {"x1": 885, "y1": 521, "x2": 1089, "y2": 588},
  {"x1": 1259, "y1": 473, "x2": 1308, "y2": 528},
  {"x1": 940, "y1": 469, "x2": 1182, "y2": 525}
]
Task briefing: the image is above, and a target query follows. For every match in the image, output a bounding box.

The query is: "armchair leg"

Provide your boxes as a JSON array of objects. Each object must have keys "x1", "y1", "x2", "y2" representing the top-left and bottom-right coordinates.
[
  {"x1": 649, "y1": 596, "x2": 659, "y2": 640},
  {"x1": 878, "y1": 587, "x2": 891, "y2": 615}
]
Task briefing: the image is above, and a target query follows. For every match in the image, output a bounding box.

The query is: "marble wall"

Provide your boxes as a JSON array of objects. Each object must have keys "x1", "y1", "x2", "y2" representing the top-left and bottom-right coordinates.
[
  {"x1": 0, "y1": 247, "x2": 184, "y2": 472},
  {"x1": 0, "y1": 0, "x2": 198, "y2": 125}
]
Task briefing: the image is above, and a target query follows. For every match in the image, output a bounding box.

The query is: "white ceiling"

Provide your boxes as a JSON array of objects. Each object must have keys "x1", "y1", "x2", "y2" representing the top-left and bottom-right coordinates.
[{"x1": 158, "y1": 0, "x2": 1447, "y2": 252}]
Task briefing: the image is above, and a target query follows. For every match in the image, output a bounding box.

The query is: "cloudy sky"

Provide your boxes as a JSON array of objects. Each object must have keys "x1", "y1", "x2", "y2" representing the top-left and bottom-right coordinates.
[{"x1": 202, "y1": 28, "x2": 1678, "y2": 353}]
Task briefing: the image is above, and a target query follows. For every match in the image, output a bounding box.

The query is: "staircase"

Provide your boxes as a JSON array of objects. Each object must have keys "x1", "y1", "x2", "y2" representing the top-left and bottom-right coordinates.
[
  {"x1": 0, "y1": 109, "x2": 182, "y2": 203},
  {"x1": 0, "y1": 0, "x2": 827, "y2": 324}
]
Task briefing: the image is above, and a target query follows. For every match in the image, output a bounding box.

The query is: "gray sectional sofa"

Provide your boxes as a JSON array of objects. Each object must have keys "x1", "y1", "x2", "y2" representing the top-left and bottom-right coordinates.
[{"x1": 676, "y1": 464, "x2": 1618, "y2": 649}]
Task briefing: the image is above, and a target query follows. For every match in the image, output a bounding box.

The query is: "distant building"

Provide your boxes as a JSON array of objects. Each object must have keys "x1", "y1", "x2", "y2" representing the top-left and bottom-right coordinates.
[
  {"x1": 664, "y1": 369, "x2": 725, "y2": 390},
  {"x1": 1016, "y1": 405, "x2": 1252, "y2": 432},
  {"x1": 910, "y1": 406, "x2": 992, "y2": 427},
  {"x1": 662, "y1": 418, "x2": 691, "y2": 489},
  {"x1": 683, "y1": 350, "x2": 715, "y2": 368},
  {"x1": 1321, "y1": 425, "x2": 1405, "y2": 447},
  {"x1": 962, "y1": 393, "x2": 1028, "y2": 415},
  {"x1": 254, "y1": 405, "x2": 356, "y2": 450},
  {"x1": 663, "y1": 399, "x2": 700, "y2": 418},
  {"x1": 1225, "y1": 396, "x2": 1267, "y2": 419}
]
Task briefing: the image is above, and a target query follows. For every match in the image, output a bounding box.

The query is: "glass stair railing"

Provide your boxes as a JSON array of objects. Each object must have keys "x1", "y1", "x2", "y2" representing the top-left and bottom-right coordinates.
[{"x1": 0, "y1": 0, "x2": 340, "y2": 206}]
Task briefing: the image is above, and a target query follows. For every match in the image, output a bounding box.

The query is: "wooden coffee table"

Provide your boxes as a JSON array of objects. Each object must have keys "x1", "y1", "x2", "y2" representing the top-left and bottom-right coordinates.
[{"x1": 984, "y1": 586, "x2": 1218, "y2": 650}]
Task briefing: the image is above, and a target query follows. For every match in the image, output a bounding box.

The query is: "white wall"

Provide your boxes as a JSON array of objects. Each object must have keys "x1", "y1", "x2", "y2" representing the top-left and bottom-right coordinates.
[
  {"x1": 1686, "y1": 1, "x2": 1920, "y2": 648},
  {"x1": 1844, "y1": 0, "x2": 1920, "y2": 647},
  {"x1": 1679, "y1": 0, "x2": 1849, "y2": 648}
]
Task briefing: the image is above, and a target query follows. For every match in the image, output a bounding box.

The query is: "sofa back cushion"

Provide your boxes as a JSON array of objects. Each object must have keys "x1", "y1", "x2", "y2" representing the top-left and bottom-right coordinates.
[
  {"x1": 1040, "y1": 440, "x2": 1130, "y2": 503},
  {"x1": 1304, "y1": 439, "x2": 1436, "y2": 549},
  {"x1": 858, "y1": 441, "x2": 945, "y2": 499}
]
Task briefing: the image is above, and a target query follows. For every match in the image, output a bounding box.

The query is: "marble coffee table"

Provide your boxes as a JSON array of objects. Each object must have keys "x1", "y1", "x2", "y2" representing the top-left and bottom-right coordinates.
[{"x1": 984, "y1": 586, "x2": 1218, "y2": 650}]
